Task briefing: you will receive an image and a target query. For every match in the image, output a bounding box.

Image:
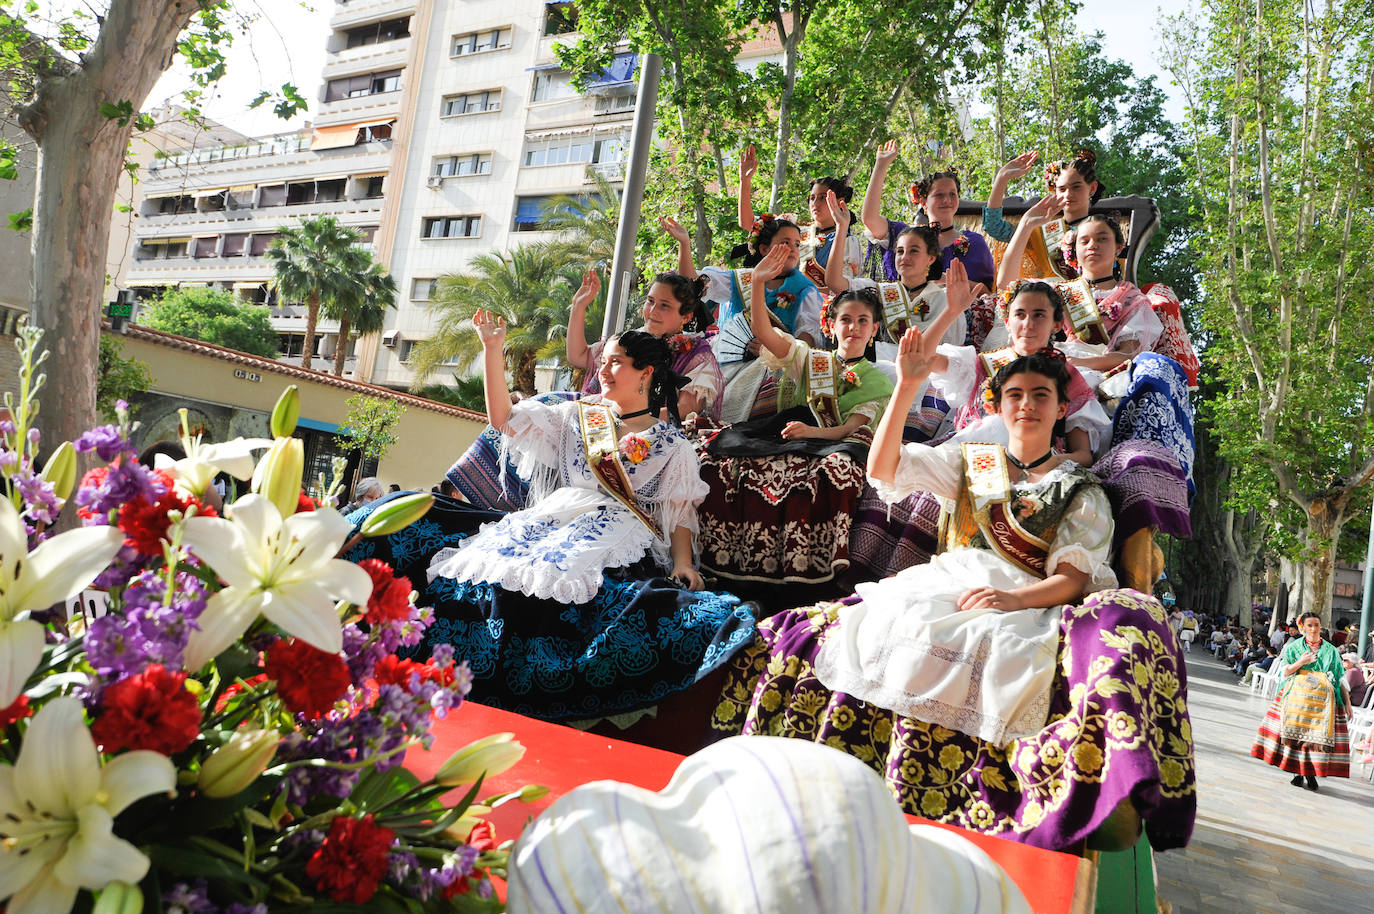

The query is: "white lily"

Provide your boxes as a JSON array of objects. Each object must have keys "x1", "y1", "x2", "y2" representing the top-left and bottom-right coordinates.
[
  {"x1": 0, "y1": 498, "x2": 124, "y2": 707},
  {"x1": 179, "y1": 494, "x2": 372, "y2": 669},
  {"x1": 154, "y1": 437, "x2": 271, "y2": 500},
  {"x1": 0, "y1": 697, "x2": 176, "y2": 914}
]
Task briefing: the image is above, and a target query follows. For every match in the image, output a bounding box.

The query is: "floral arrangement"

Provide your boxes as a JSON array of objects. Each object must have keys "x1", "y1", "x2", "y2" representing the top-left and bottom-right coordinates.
[
  {"x1": 0, "y1": 326, "x2": 532, "y2": 914},
  {"x1": 746, "y1": 213, "x2": 776, "y2": 251},
  {"x1": 950, "y1": 233, "x2": 970, "y2": 258},
  {"x1": 842, "y1": 368, "x2": 860, "y2": 386},
  {"x1": 982, "y1": 385, "x2": 997, "y2": 413},
  {"x1": 665, "y1": 333, "x2": 694, "y2": 355},
  {"x1": 618, "y1": 434, "x2": 652, "y2": 465},
  {"x1": 1059, "y1": 237, "x2": 1079, "y2": 270}
]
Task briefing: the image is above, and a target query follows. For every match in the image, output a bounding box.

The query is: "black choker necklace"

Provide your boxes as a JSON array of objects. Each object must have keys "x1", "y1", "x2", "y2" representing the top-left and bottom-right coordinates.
[
  {"x1": 1085, "y1": 274, "x2": 1116, "y2": 287},
  {"x1": 904, "y1": 281, "x2": 929, "y2": 296},
  {"x1": 840, "y1": 354, "x2": 866, "y2": 365},
  {"x1": 618, "y1": 407, "x2": 653, "y2": 421},
  {"x1": 1006, "y1": 449, "x2": 1054, "y2": 479}
]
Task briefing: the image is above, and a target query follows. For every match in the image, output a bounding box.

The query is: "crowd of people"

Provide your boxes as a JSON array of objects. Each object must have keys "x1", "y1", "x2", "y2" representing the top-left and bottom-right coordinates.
[{"x1": 343, "y1": 143, "x2": 1203, "y2": 853}]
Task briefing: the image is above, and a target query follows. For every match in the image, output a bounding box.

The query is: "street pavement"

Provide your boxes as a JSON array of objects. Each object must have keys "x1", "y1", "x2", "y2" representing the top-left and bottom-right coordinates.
[{"x1": 1154, "y1": 649, "x2": 1374, "y2": 912}]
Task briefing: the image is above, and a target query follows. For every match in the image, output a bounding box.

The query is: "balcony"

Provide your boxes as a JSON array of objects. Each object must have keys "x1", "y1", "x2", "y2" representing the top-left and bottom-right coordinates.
[
  {"x1": 322, "y1": 42, "x2": 409, "y2": 79},
  {"x1": 140, "y1": 195, "x2": 384, "y2": 227},
  {"x1": 330, "y1": 0, "x2": 417, "y2": 31},
  {"x1": 316, "y1": 91, "x2": 401, "y2": 125}
]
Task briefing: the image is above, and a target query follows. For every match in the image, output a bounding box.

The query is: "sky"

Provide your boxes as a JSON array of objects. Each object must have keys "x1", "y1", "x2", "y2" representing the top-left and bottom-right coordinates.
[{"x1": 147, "y1": 0, "x2": 1195, "y2": 138}]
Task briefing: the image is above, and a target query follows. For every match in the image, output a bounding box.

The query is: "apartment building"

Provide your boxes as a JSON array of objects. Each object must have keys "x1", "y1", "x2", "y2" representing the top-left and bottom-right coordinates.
[{"x1": 361, "y1": 0, "x2": 636, "y2": 388}]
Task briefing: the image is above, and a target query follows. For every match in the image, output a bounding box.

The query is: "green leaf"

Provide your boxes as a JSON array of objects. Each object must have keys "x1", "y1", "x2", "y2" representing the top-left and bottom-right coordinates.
[
  {"x1": 98, "y1": 100, "x2": 135, "y2": 127},
  {"x1": 6, "y1": 208, "x2": 31, "y2": 232},
  {"x1": 146, "y1": 844, "x2": 265, "y2": 888}
]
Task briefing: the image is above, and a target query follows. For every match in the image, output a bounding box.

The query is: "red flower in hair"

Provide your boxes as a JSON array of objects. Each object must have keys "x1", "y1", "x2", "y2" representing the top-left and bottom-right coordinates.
[
  {"x1": 264, "y1": 639, "x2": 351, "y2": 719},
  {"x1": 306, "y1": 814, "x2": 396, "y2": 904},
  {"x1": 358, "y1": 559, "x2": 415, "y2": 625},
  {"x1": 90, "y1": 665, "x2": 201, "y2": 756}
]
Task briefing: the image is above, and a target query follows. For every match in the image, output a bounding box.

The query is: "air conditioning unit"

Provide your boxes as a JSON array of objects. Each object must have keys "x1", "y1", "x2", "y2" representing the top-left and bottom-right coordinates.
[
  {"x1": 426, "y1": 175, "x2": 444, "y2": 188},
  {"x1": 382, "y1": 330, "x2": 400, "y2": 348}
]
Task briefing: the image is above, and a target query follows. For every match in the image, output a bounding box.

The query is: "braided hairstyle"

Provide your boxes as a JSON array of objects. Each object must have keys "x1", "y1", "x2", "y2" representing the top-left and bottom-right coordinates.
[
  {"x1": 1045, "y1": 149, "x2": 1106, "y2": 204},
  {"x1": 649, "y1": 271, "x2": 713, "y2": 333},
  {"x1": 611, "y1": 329, "x2": 685, "y2": 425},
  {"x1": 894, "y1": 225, "x2": 945, "y2": 282},
  {"x1": 909, "y1": 169, "x2": 962, "y2": 213},
  {"x1": 990, "y1": 350, "x2": 1072, "y2": 439}
]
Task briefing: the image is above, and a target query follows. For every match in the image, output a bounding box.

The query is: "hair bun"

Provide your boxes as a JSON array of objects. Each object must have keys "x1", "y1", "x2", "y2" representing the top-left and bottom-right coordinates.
[{"x1": 1074, "y1": 149, "x2": 1097, "y2": 165}]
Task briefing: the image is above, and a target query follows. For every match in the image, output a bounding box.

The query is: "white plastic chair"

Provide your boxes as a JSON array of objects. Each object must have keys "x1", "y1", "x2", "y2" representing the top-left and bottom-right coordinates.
[{"x1": 1254, "y1": 664, "x2": 1285, "y2": 701}]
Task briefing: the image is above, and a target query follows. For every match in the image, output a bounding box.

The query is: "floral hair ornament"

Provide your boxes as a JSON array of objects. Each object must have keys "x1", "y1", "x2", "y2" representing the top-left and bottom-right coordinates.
[
  {"x1": 982, "y1": 385, "x2": 997, "y2": 413},
  {"x1": 951, "y1": 234, "x2": 970, "y2": 258},
  {"x1": 747, "y1": 213, "x2": 776, "y2": 251},
  {"x1": 1036, "y1": 345, "x2": 1068, "y2": 363},
  {"x1": 666, "y1": 333, "x2": 694, "y2": 355}
]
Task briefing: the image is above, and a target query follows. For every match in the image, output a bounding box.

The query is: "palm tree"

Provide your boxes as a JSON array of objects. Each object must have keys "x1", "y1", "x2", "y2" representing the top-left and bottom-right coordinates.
[
  {"x1": 414, "y1": 374, "x2": 486, "y2": 413},
  {"x1": 408, "y1": 242, "x2": 577, "y2": 394},
  {"x1": 265, "y1": 217, "x2": 361, "y2": 372},
  {"x1": 326, "y1": 258, "x2": 398, "y2": 376},
  {"x1": 538, "y1": 170, "x2": 620, "y2": 265}
]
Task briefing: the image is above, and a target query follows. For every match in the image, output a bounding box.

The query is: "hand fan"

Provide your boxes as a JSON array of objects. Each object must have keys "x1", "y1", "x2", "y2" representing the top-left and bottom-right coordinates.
[{"x1": 711, "y1": 312, "x2": 756, "y2": 363}]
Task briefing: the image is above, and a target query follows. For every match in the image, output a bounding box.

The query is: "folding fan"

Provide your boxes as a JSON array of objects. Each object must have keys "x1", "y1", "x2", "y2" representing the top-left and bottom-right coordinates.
[{"x1": 711, "y1": 312, "x2": 756, "y2": 364}]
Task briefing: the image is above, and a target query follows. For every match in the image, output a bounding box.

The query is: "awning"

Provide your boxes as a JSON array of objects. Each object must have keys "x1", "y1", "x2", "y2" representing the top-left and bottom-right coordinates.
[
  {"x1": 228, "y1": 184, "x2": 256, "y2": 193},
  {"x1": 141, "y1": 236, "x2": 191, "y2": 245},
  {"x1": 525, "y1": 125, "x2": 594, "y2": 141},
  {"x1": 306, "y1": 174, "x2": 349, "y2": 183},
  {"x1": 232, "y1": 282, "x2": 265, "y2": 290},
  {"x1": 515, "y1": 198, "x2": 550, "y2": 222},
  {"x1": 193, "y1": 188, "x2": 227, "y2": 198},
  {"x1": 311, "y1": 123, "x2": 360, "y2": 150},
  {"x1": 351, "y1": 170, "x2": 388, "y2": 179},
  {"x1": 353, "y1": 118, "x2": 395, "y2": 130},
  {"x1": 179, "y1": 282, "x2": 209, "y2": 288},
  {"x1": 526, "y1": 62, "x2": 560, "y2": 72},
  {"x1": 192, "y1": 233, "x2": 218, "y2": 239}
]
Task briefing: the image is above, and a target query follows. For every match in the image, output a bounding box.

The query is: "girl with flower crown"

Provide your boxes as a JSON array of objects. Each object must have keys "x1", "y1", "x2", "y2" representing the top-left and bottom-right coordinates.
[
  {"x1": 690, "y1": 243, "x2": 893, "y2": 586},
  {"x1": 350, "y1": 320, "x2": 755, "y2": 723},
  {"x1": 710, "y1": 349, "x2": 1195, "y2": 854},
  {"x1": 859, "y1": 140, "x2": 997, "y2": 288},
  {"x1": 567, "y1": 266, "x2": 726, "y2": 421},
  {"x1": 985, "y1": 149, "x2": 1106, "y2": 282}
]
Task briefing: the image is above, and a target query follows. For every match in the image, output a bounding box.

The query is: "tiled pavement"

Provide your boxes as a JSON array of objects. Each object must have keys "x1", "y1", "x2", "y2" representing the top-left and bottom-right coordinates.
[{"x1": 1153, "y1": 651, "x2": 1374, "y2": 912}]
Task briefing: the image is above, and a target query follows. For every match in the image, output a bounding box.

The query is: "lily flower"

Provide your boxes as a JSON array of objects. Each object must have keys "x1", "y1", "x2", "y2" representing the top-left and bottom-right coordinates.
[
  {"x1": 0, "y1": 697, "x2": 176, "y2": 914},
  {"x1": 0, "y1": 497, "x2": 124, "y2": 707},
  {"x1": 179, "y1": 494, "x2": 372, "y2": 669}
]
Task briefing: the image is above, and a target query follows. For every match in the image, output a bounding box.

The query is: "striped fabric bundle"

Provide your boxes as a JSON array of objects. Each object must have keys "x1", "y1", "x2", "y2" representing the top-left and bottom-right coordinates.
[
  {"x1": 506, "y1": 736, "x2": 1030, "y2": 914},
  {"x1": 1280, "y1": 671, "x2": 1337, "y2": 748}
]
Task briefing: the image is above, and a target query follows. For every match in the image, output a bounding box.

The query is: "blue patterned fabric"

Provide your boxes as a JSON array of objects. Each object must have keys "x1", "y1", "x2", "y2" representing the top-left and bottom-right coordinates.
[
  {"x1": 344, "y1": 494, "x2": 756, "y2": 722},
  {"x1": 443, "y1": 391, "x2": 577, "y2": 511},
  {"x1": 1112, "y1": 353, "x2": 1196, "y2": 495}
]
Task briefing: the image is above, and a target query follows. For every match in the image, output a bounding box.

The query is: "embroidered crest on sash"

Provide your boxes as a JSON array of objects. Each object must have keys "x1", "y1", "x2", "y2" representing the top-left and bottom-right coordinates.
[
  {"x1": 731, "y1": 268, "x2": 755, "y2": 303},
  {"x1": 577, "y1": 401, "x2": 662, "y2": 538},
  {"x1": 805, "y1": 349, "x2": 842, "y2": 428},
  {"x1": 1057, "y1": 278, "x2": 1109, "y2": 346},
  {"x1": 978, "y1": 346, "x2": 1020, "y2": 380},
  {"x1": 937, "y1": 443, "x2": 1052, "y2": 577}
]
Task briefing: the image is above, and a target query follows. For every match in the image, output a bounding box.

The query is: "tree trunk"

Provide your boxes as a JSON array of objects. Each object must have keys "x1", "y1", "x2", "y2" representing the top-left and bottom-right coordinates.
[
  {"x1": 301, "y1": 291, "x2": 321, "y2": 373},
  {"x1": 20, "y1": 0, "x2": 199, "y2": 453},
  {"x1": 515, "y1": 351, "x2": 538, "y2": 395},
  {"x1": 332, "y1": 316, "x2": 351, "y2": 376},
  {"x1": 768, "y1": 22, "x2": 803, "y2": 212},
  {"x1": 1300, "y1": 500, "x2": 1344, "y2": 626}
]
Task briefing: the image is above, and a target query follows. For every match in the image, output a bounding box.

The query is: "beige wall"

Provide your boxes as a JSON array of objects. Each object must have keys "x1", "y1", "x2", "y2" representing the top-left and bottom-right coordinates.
[
  {"x1": 109, "y1": 330, "x2": 485, "y2": 489},
  {"x1": 0, "y1": 127, "x2": 36, "y2": 311}
]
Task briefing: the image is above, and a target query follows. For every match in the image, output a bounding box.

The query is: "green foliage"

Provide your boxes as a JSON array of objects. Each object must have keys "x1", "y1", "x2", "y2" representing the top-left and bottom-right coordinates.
[
  {"x1": 96, "y1": 336, "x2": 151, "y2": 422},
  {"x1": 414, "y1": 375, "x2": 487, "y2": 413},
  {"x1": 6, "y1": 208, "x2": 30, "y2": 232},
  {"x1": 410, "y1": 244, "x2": 583, "y2": 394},
  {"x1": 340, "y1": 394, "x2": 405, "y2": 463},
  {"x1": 140, "y1": 287, "x2": 280, "y2": 358}
]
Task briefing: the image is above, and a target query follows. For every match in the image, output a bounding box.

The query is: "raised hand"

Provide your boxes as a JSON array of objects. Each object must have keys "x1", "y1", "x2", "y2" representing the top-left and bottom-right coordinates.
[
  {"x1": 943, "y1": 258, "x2": 974, "y2": 314},
  {"x1": 995, "y1": 150, "x2": 1039, "y2": 185},
  {"x1": 895, "y1": 326, "x2": 936, "y2": 386},
  {"x1": 825, "y1": 190, "x2": 849, "y2": 231},
  {"x1": 875, "y1": 139, "x2": 899, "y2": 167},
  {"x1": 752, "y1": 241, "x2": 790, "y2": 282},
  {"x1": 570, "y1": 268, "x2": 601, "y2": 312},
  {"x1": 660, "y1": 215, "x2": 690, "y2": 245},
  {"x1": 740, "y1": 144, "x2": 758, "y2": 182},
  {"x1": 472, "y1": 309, "x2": 506, "y2": 348},
  {"x1": 1022, "y1": 193, "x2": 1061, "y2": 230}
]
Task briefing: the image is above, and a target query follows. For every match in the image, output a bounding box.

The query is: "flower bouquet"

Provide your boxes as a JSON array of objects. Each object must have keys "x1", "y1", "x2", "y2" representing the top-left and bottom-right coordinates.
[{"x1": 0, "y1": 326, "x2": 530, "y2": 914}]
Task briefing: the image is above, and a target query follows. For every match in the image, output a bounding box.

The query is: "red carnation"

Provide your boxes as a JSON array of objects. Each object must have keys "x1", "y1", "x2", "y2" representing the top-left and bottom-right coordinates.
[
  {"x1": 0, "y1": 694, "x2": 31, "y2": 728},
  {"x1": 264, "y1": 639, "x2": 351, "y2": 719},
  {"x1": 215, "y1": 673, "x2": 269, "y2": 712},
  {"x1": 372, "y1": 655, "x2": 455, "y2": 691},
  {"x1": 306, "y1": 814, "x2": 396, "y2": 904},
  {"x1": 466, "y1": 820, "x2": 496, "y2": 852},
  {"x1": 90, "y1": 665, "x2": 201, "y2": 755},
  {"x1": 357, "y1": 559, "x2": 414, "y2": 625},
  {"x1": 118, "y1": 471, "x2": 217, "y2": 556}
]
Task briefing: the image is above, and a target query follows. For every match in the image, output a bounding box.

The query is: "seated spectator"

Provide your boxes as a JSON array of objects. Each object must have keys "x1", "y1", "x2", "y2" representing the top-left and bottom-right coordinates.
[
  {"x1": 1343, "y1": 652, "x2": 1372, "y2": 707},
  {"x1": 343, "y1": 476, "x2": 385, "y2": 515},
  {"x1": 1240, "y1": 645, "x2": 1279, "y2": 687}
]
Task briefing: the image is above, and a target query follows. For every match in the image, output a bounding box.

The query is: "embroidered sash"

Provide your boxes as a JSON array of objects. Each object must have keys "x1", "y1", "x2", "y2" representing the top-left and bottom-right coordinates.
[
  {"x1": 937, "y1": 443, "x2": 1052, "y2": 577},
  {"x1": 876, "y1": 282, "x2": 937, "y2": 338},
  {"x1": 731, "y1": 268, "x2": 756, "y2": 307},
  {"x1": 977, "y1": 346, "x2": 1020, "y2": 380},
  {"x1": 805, "y1": 349, "x2": 842, "y2": 428},
  {"x1": 1056, "y1": 278, "x2": 1109, "y2": 346},
  {"x1": 576, "y1": 401, "x2": 662, "y2": 539},
  {"x1": 1040, "y1": 218, "x2": 1069, "y2": 264}
]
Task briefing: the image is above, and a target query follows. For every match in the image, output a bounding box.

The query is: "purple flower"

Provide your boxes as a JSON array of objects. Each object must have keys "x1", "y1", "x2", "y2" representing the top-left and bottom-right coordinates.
[
  {"x1": 225, "y1": 906, "x2": 267, "y2": 914},
  {"x1": 12, "y1": 467, "x2": 59, "y2": 533},
  {"x1": 85, "y1": 570, "x2": 206, "y2": 683},
  {"x1": 75, "y1": 458, "x2": 166, "y2": 521},
  {"x1": 75, "y1": 424, "x2": 132, "y2": 463},
  {"x1": 164, "y1": 879, "x2": 217, "y2": 914}
]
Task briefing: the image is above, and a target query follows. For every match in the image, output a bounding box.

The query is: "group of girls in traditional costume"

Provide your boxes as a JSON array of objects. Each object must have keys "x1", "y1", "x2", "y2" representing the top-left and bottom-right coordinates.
[
  {"x1": 346, "y1": 314, "x2": 754, "y2": 722},
  {"x1": 354, "y1": 138, "x2": 1198, "y2": 855}
]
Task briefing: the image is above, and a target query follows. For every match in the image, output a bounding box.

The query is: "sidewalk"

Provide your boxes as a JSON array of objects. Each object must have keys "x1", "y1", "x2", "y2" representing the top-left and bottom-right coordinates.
[{"x1": 1154, "y1": 651, "x2": 1374, "y2": 912}]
